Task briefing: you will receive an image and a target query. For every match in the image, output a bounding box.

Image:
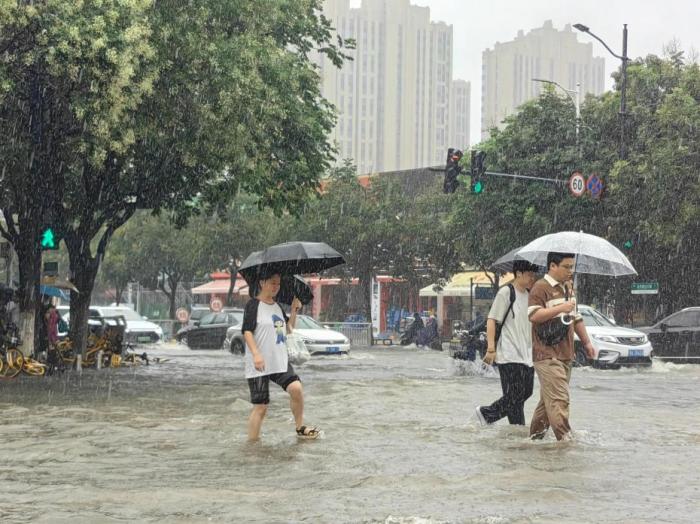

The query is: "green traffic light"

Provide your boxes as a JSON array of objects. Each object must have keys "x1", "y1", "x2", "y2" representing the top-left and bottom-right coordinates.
[
  {"x1": 40, "y1": 228, "x2": 57, "y2": 249},
  {"x1": 473, "y1": 180, "x2": 483, "y2": 194},
  {"x1": 623, "y1": 240, "x2": 633, "y2": 249}
]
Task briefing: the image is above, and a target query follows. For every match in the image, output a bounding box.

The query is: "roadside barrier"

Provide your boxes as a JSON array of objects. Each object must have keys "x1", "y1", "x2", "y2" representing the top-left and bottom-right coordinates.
[{"x1": 320, "y1": 322, "x2": 373, "y2": 347}]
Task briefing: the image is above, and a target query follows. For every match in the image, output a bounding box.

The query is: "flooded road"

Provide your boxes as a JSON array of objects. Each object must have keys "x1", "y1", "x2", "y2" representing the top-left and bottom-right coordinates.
[{"x1": 1, "y1": 344, "x2": 699, "y2": 523}]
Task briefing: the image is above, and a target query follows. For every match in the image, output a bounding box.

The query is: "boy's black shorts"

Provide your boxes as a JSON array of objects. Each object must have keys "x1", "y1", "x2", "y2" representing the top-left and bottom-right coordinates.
[{"x1": 247, "y1": 363, "x2": 300, "y2": 405}]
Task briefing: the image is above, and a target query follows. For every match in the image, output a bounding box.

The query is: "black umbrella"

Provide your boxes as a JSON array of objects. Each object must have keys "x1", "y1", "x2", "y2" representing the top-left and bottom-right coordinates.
[
  {"x1": 240, "y1": 241, "x2": 344, "y2": 300},
  {"x1": 248, "y1": 274, "x2": 314, "y2": 306},
  {"x1": 490, "y1": 246, "x2": 546, "y2": 274}
]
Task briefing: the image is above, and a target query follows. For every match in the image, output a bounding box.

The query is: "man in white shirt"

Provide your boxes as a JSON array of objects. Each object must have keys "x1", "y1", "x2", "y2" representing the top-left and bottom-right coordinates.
[{"x1": 476, "y1": 261, "x2": 538, "y2": 426}]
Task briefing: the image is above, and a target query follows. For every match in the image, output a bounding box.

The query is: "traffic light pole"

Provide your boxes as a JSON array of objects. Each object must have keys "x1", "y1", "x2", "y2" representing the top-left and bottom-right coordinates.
[{"x1": 483, "y1": 171, "x2": 566, "y2": 185}]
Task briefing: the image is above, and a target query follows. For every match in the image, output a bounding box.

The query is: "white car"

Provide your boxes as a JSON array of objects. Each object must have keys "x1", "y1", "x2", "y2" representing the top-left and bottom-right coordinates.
[
  {"x1": 576, "y1": 305, "x2": 653, "y2": 368},
  {"x1": 224, "y1": 314, "x2": 350, "y2": 355},
  {"x1": 58, "y1": 305, "x2": 163, "y2": 344}
]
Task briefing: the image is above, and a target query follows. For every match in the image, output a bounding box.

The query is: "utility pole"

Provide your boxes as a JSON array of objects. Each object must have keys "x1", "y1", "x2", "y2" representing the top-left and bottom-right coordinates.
[{"x1": 574, "y1": 23, "x2": 629, "y2": 160}]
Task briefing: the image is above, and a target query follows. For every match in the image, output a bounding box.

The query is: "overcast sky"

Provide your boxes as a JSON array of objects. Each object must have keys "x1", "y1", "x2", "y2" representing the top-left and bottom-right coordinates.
[{"x1": 350, "y1": 0, "x2": 700, "y2": 144}]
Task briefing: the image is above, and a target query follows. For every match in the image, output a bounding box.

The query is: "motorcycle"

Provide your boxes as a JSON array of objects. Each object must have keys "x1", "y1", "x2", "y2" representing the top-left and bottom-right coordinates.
[
  {"x1": 400, "y1": 319, "x2": 421, "y2": 345},
  {"x1": 449, "y1": 327, "x2": 487, "y2": 361},
  {"x1": 400, "y1": 317, "x2": 442, "y2": 350}
]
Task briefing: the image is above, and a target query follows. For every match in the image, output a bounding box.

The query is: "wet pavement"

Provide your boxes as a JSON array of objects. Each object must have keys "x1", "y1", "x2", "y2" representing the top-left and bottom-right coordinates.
[{"x1": 1, "y1": 343, "x2": 699, "y2": 523}]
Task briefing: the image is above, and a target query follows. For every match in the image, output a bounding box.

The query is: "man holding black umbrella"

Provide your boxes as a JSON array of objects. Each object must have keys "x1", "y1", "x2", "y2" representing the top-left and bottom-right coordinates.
[{"x1": 527, "y1": 252, "x2": 596, "y2": 441}]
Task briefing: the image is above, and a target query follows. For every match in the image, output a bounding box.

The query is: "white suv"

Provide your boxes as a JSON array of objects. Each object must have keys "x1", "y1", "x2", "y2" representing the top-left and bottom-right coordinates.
[{"x1": 576, "y1": 305, "x2": 653, "y2": 368}]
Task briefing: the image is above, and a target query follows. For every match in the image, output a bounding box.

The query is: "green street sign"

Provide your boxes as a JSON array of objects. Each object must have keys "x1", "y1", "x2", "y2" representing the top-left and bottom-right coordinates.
[
  {"x1": 631, "y1": 282, "x2": 658, "y2": 295},
  {"x1": 40, "y1": 227, "x2": 58, "y2": 250}
]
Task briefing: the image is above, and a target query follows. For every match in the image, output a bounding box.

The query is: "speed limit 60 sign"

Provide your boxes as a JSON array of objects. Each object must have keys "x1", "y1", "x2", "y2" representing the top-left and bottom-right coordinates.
[{"x1": 569, "y1": 172, "x2": 585, "y2": 197}]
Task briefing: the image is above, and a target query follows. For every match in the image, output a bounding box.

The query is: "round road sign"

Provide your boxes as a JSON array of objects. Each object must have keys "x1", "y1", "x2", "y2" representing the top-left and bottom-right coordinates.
[
  {"x1": 210, "y1": 297, "x2": 223, "y2": 312},
  {"x1": 586, "y1": 173, "x2": 604, "y2": 199},
  {"x1": 568, "y1": 172, "x2": 586, "y2": 197},
  {"x1": 175, "y1": 307, "x2": 189, "y2": 323}
]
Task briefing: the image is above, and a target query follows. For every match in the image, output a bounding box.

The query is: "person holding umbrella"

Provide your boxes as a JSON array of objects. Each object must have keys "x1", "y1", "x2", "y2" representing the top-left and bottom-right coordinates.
[
  {"x1": 239, "y1": 241, "x2": 346, "y2": 441},
  {"x1": 527, "y1": 252, "x2": 596, "y2": 441},
  {"x1": 242, "y1": 269, "x2": 319, "y2": 441}
]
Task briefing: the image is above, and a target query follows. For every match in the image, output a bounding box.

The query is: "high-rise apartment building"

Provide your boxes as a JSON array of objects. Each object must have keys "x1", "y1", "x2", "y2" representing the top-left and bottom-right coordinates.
[
  {"x1": 316, "y1": 0, "x2": 470, "y2": 174},
  {"x1": 481, "y1": 20, "x2": 605, "y2": 139},
  {"x1": 450, "y1": 80, "x2": 470, "y2": 151}
]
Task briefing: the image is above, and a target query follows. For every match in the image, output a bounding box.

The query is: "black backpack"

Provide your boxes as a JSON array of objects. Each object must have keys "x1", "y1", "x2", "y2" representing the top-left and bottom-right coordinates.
[{"x1": 494, "y1": 284, "x2": 516, "y2": 343}]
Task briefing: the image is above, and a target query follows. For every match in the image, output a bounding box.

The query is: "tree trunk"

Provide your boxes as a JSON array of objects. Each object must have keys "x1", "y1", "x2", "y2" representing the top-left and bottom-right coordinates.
[
  {"x1": 226, "y1": 269, "x2": 236, "y2": 307},
  {"x1": 114, "y1": 284, "x2": 124, "y2": 305},
  {"x1": 66, "y1": 247, "x2": 99, "y2": 358},
  {"x1": 160, "y1": 274, "x2": 180, "y2": 320},
  {"x1": 14, "y1": 224, "x2": 42, "y2": 357}
]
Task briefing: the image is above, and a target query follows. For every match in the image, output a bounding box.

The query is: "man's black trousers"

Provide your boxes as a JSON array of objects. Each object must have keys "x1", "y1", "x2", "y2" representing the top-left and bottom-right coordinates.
[{"x1": 481, "y1": 363, "x2": 535, "y2": 425}]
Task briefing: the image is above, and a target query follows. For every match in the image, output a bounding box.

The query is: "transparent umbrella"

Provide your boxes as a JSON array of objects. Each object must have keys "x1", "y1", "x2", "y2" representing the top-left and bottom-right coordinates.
[{"x1": 515, "y1": 231, "x2": 637, "y2": 276}]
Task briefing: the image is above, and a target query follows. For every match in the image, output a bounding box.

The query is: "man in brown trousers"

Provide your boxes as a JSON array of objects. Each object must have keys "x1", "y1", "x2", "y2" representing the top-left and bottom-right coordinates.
[{"x1": 528, "y1": 252, "x2": 596, "y2": 440}]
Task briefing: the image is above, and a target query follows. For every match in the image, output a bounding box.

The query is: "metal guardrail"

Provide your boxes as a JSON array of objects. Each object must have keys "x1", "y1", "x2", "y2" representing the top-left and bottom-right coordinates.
[
  {"x1": 321, "y1": 322, "x2": 373, "y2": 347},
  {"x1": 150, "y1": 319, "x2": 183, "y2": 340}
]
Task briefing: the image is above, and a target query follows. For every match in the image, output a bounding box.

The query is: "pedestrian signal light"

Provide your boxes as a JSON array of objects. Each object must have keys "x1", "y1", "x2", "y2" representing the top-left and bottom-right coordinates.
[
  {"x1": 470, "y1": 150, "x2": 487, "y2": 194},
  {"x1": 40, "y1": 227, "x2": 58, "y2": 250}
]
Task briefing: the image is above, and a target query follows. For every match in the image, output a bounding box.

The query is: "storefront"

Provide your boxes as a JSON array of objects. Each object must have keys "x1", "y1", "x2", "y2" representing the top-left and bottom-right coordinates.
[{"x1": 419, "y1": 271, "x2": 514, "y2": 337}]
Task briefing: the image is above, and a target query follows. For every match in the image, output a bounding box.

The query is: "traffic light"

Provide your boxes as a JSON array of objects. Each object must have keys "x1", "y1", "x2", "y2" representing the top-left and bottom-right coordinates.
[
  {"x1": 443, "y1": 148, "x2": 463, "y2": 194},
  {"x1": 40, "y1": 227, "x2": 59, "y2": 250},
  {"x1": 470, "y1": 150, "x2": 486, "y2": 194}
]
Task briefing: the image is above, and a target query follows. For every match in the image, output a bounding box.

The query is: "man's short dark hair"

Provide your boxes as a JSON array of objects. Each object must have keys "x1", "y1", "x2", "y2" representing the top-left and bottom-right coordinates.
[
  {"x1": 512, "y1": 260, "x2": 539, "y2": 275},
  {"x1": 547, "y1": 252, "x2": 576, "y2": 269}
]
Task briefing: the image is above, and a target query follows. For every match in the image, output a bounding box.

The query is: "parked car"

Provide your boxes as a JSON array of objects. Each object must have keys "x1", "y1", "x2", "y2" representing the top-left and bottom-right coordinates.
[
  {"x1": 93, "y1": 306, "x2": 163, "y2": 344},
  {"x1": 575, "y1": 305, "x2": 653, "y2": 369},
  {"x1": 176, "y1": 309, "x2": 244, "y2": 349},
  {"x1": 57, "y1": 305, "x2": 163, "y2": 344},
  {"x1": 638, "y1": 307, "x2": 700, "y2": 363},
  {"x1": 224, "y1": 314, "x2": 350, "y2": 355},
  {"x1": 187, "y1": 306, "x2": 211, "y2": 327}
]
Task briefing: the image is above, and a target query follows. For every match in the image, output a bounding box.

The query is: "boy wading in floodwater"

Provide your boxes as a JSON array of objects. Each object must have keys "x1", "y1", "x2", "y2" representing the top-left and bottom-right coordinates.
[
  {"x1": 243, "y1": 272, "x2": 319, "y2": 441},
  {"x1": 476, "y1": 261, "x2": 539, "y2": 426}
]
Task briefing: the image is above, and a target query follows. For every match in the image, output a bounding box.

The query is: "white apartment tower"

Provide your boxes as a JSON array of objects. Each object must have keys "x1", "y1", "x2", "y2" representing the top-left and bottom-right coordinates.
[
  {"x1": 317, "y1": 0, "x2": 470, "y2": 174},
  {"x1": 481, "y1": 20, "x2": 605, "y2": 139},
  {"x1": 450, "y1": 80, "x2": 470, "y2": 152}
]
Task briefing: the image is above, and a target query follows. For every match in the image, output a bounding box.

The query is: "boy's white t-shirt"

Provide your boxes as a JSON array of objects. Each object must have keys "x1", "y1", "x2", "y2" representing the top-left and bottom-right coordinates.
[
  {"x1": 244, "y1": 301, "x2": 289, "y2": 379},
  {"x1": 487, "y1": 285, "x2": 533, "y2": 366}
]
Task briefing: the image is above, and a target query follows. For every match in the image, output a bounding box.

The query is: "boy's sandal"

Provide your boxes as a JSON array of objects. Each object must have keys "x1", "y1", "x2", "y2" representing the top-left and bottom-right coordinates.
[{"x1": 296, "y1": 425, "x2": 320, "y2": 439}]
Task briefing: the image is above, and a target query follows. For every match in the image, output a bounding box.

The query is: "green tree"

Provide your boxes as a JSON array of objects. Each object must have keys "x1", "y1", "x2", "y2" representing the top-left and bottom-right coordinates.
[
  {"x1": 451, "y1": 51, "x2": 700, "y2": 321},
  {"x1": 295, "y1": 162, "x2": 461, "y2": 323},
  {"x1": 0, "y1": 0, "x2": 351, "y2": 354},
  {"x1": 98, "y1": 227, "x2": 133, "y2": 305}
]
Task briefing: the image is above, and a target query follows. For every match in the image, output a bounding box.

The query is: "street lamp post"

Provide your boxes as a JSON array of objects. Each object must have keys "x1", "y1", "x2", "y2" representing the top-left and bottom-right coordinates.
[
  {"x1": 532, "y1": 78, "x2": 581, "y2": 145},
  {"x1": 573, "y1": 23, "x2": 629, "y2": 160}
]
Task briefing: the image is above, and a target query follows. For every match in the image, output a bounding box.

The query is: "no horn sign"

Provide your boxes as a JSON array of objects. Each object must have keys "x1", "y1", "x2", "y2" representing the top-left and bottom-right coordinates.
[{"x1": 586, "y1": 173, "x2": 604, "y2": 198}]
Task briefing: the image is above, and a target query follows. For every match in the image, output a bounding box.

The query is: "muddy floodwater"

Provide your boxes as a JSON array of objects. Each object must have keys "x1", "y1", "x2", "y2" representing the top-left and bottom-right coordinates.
[{"x1": 1, "y1": 344, "x2": 699, "y2": 523}]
